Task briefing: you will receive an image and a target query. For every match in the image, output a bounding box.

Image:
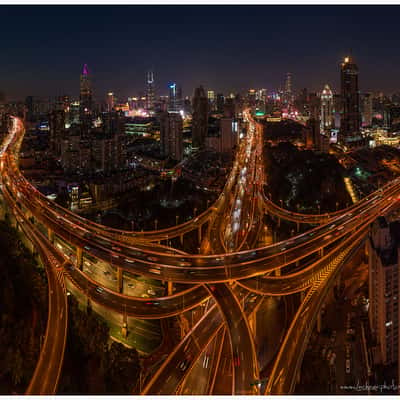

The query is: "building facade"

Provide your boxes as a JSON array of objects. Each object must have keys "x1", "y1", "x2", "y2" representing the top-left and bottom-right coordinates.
[
  {"x1": 320, "y1": 84, "x2": 334, "y2": 134},
  {"x1": 340, "y1": 56, "x2": 361, "y2": 140},
  {"x1": 160, "y1": 111, "x2": 183, "y2": 161},
  {"x1": 191, "y1": 85, "x2": 209, "y2": 149},
  {"x1": 368, "y1": 216, "x2": 400, "y2": 368}
]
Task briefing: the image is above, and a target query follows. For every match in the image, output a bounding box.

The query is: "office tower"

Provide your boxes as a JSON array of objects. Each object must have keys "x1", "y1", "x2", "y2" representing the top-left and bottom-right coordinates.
[
  {"x1": 340, "y1": 56, "x2": 361, "y2": 139},
  {"x1": 49, "y1": 109, "x2": 65, "y2": 155},
  {"x1": 145, "y1": 70, "x2": 155, "y2": 113},
  {"x1": 320, "y1": 84, "x2": 334, "y2": 134},
  {"x1": 79, "y1": 63, "x2": 93, "y2": 128},
  {"x1": 247, "y1": 89, "x2": 256, "y2": 107},
  {"x1": 216, "y1": 93, "x2": 225, "y2": 114},
  {"x1": 258, "y1": 88, "x2": 267, "y2": 103},
  {"x1": 361, "y1": 93, "x2": 373, "y2": 127},
  {"x1": 168, "y1": 82, "x2": 182, "y2": 112},
  {"x1": 106, "y1": 92, "x2": 114, "y2": 112},
  {"x1": 192, "y1": 85, "x2": 209, "y2": 149},
  {"x1": 207, "y1": 90, "x2": 215, "y2": 111},
  {"x1": 284, "y1": 72, "x2": 293, "y2": 105},
  {"x1": 308, "y1": 92, "x2": 321, "y2": 120},
  {"x1": 368, "y1": 217, "x2": 400, "y2": 369},
  {"x1": 160, "y1": 111, "x2": 183, "y2": 161}
]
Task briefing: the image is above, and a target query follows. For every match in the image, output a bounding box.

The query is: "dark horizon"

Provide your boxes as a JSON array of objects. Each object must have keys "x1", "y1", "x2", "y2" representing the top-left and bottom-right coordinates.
[{"x1": 2, "y1": 5, "x2": 400, "y2": 101}]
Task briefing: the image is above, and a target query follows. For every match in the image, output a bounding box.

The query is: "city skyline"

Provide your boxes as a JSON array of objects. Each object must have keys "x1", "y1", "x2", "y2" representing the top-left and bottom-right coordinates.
[
  {"x1": 1, "y1": 3, "x2": 400, "y2": 396},
  {"x1": 2, "y1": 5, "x2": 400, "y2": 100}
]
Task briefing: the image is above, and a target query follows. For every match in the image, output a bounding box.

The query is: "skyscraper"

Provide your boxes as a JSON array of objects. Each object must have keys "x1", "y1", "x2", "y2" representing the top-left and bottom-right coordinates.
[
  {"x1": 362, "y1": 92, "x2": 373, "y2": 127},
  {"x1": 106, "y1": 92, "x2": 114, "y2": 112},
  {"x1": 191, "y1": 85, "x2": 209, "y2": 149},
  {"x1": 207, "y1": 90, "x2": 215, "y2": 111},
  {"x1": 160, "y1": 111, "x2": 183, "y2": 161},
  {"x1": 284, "y1": 72, "x2": 292, "y2": 105},
  {"x1": 168, "y1": 82, "x2": 182, "y2": 112},
  {"x1": 340, "y1": 56, "x2": 361, "y2": 140},
  {"x1": 145, "y1": 70, "x2": 155, "y2": 113},
  {"x1": 320, "y1": 84, "x2": 334, "y2": 134},
  {"x1": 79, "y1": 64, "x2": 93, "y2": 128}
]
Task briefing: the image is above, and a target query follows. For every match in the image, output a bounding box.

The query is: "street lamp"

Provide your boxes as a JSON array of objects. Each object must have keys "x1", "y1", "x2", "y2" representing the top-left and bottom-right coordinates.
[
  {"x1": 154, "y1": 219, "x2": 158, "y2": 230},
  {"x1": 193, "y1": 207, "x2": 198, "y2": 217},
  {"x1": 175, "y1": 215, "x2": 179, "y2": 225},
  {"x1": 280, "y1": 199, "x2": 283, "y2": 208}
]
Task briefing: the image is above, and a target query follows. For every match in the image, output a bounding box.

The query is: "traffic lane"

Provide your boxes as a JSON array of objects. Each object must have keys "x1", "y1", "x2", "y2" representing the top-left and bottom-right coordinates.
[
  {"x1": 7, "y1": 164, "x2": 400, "y2": 274},
  {"x1": 142, "y1": 304, "x2": 223, "y2": 394},
  {"x1": 266, "y1": 239, "x2": 364, "y2": 395},
  {"x1": 66, "y1": 266, "x2": 209, "y2": 319},
  {"x1": 207, "y1": 283, "x2": 259, "y2": 395},
  {"x1": 144, "y1": 287, "x2": 262, "y2": 395}
]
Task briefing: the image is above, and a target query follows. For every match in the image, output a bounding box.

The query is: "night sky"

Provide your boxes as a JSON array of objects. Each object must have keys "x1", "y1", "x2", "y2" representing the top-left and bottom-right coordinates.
[{"x1": 1, "y1": 5, "x2": 400, "y2": 101}]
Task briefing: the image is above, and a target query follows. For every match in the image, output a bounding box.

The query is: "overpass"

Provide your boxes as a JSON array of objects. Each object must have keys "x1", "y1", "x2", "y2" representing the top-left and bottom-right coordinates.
[{"x1": 1, "y1": 112, "x2": 399, "y2": 395}]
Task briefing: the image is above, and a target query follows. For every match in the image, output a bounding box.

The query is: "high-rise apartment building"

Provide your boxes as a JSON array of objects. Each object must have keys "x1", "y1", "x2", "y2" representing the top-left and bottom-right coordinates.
[
  {"x1": 160, "y1": 111, "x2": 183, "y2": 161},
  {"x1": 191, "y1": 85, "x2": 209, "y2": 149},
  {"x1": 320, "y1": 84, "x2": 334, "y2": 134},
  {"x1": 340, "y1": 56, "x2": 361, "y2": 140},
  {"x1": 368, "y1": 216, "x2": 400, "y2": 368},
  {"x1": 216, "y1": 93, "x2": 224, "y2": 114}
]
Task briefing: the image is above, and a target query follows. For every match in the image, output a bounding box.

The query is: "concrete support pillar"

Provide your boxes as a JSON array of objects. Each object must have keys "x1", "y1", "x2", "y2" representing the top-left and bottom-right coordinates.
[
  {"x1": 76, "y1": 246, "x2": 83, "y2": 270},
  {"x1": 180, "y1": 234, "x2": 184, "y2": 246},
  {"x1": 47, "y1": 227, "x2": 54, "y2": 244},
  {"x1": 198, "y1": 226, "x2": 202, "y2": 243},
  {"x1": 167, "y1": 281, "x2": 173, "y2": 296},
  {"x1": 319, "y1": 248, "x2": 324, "y2": 258},
  {"x1": 297, "y1": 221, "x2": 300, "y2": 232},
  {"x1": 278, "y1": 217, "x2": 281, "y2": 228},
  {"x1": 275, "y1": 267, "x2": 281, "y2": 277},
  {"x1": 117, "y1": 267, "x2": 123, "y2": 293}
]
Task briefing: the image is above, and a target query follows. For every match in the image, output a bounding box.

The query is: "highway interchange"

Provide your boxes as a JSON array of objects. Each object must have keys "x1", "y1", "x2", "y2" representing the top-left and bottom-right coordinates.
[{"x1": 0, "y1": 111, "x2": 399, "y2": 394}]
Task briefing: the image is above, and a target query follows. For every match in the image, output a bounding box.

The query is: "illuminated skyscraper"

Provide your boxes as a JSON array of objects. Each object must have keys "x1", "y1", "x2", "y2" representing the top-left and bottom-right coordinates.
[
  {"x1": 320, "y1": 84, "x2": 334, "y2": 134},
  {"x1": 79, "y1": 63, "x2": 92, "y2": 127},
  {"x1": 340, "y1": 56, "x2": 361, "y2": 139},
  {"x1": 207, "y1": 90, "x2": 215, "y2": 111},
  {"x1": 145, "y1": 70, "x2": 155, "y2": 113},
  {"x1": 168, "y1": 82, "x2": 182, "y2": 112},
  {"x1": 160, "y1": 111, "x2": 183, "y2": 161},
  {"x1": 106, "y1": 92, "x2": 114, "y2": 112},
  {"x1": 192, "y1": 85, "x2": 209, "y2": 149},
  {"x1": 284, "y1": 72, "x2": 292, "y2": 105}
]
